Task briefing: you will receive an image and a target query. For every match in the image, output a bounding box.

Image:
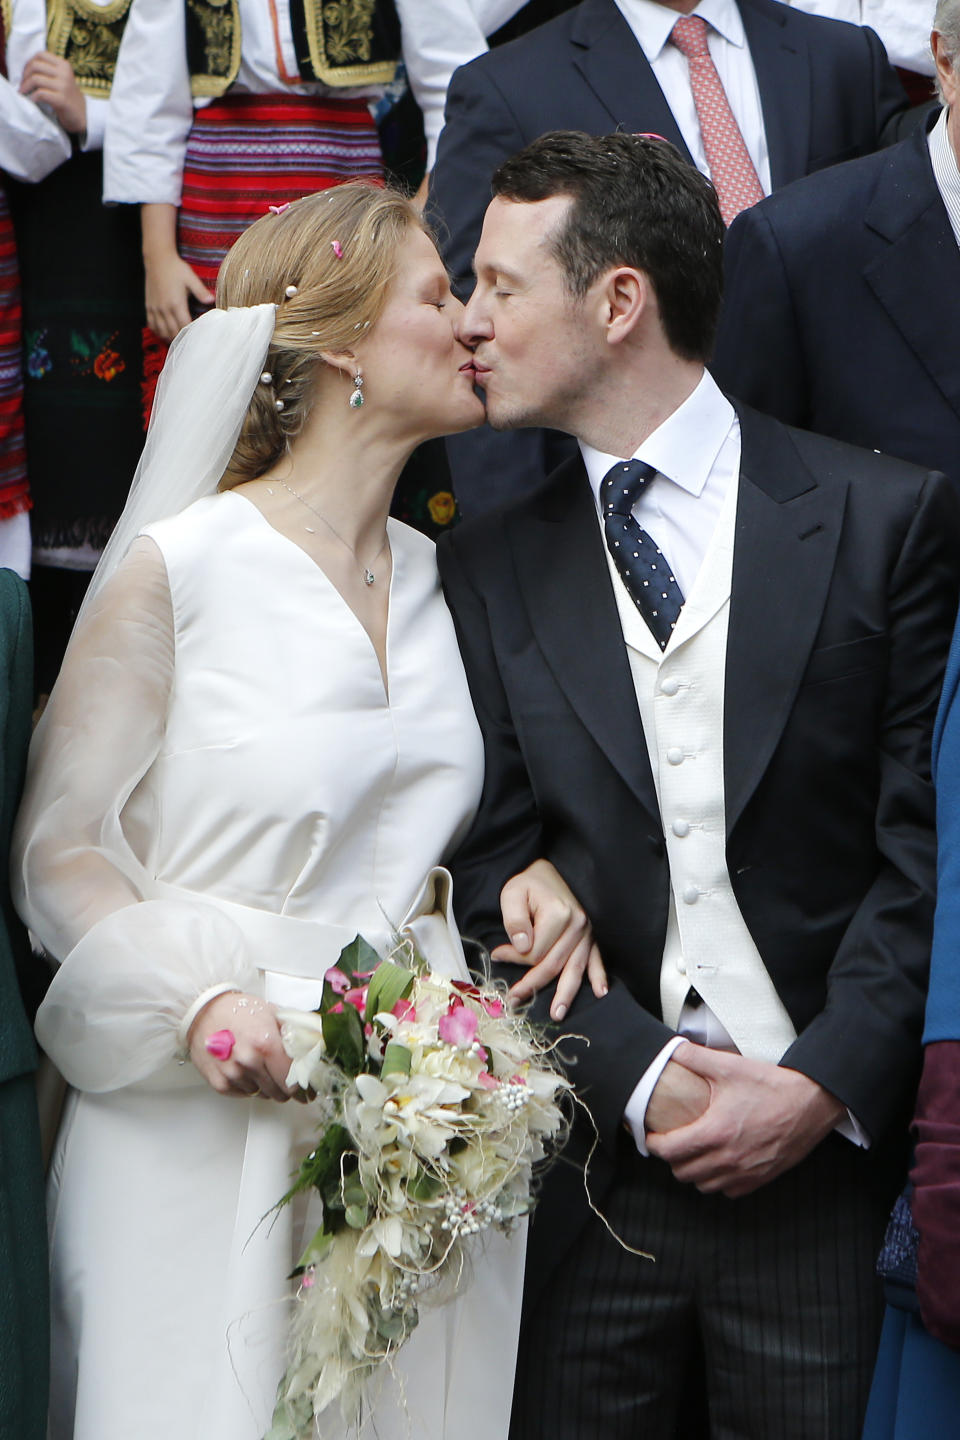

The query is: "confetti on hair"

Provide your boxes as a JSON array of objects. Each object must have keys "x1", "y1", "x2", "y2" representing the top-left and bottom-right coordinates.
[
  {"x1": 268, "y1": 202, "x2": 291, "y2": 215},
  {"x1": 331, "y1": 240, "x2": 344, "y2": 258}
]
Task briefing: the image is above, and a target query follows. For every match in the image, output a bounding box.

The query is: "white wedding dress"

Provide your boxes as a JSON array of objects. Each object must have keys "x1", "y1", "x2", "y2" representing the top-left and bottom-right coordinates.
[{"x1": 14, "y1": 492, "x2": 525, "y2": 1440}]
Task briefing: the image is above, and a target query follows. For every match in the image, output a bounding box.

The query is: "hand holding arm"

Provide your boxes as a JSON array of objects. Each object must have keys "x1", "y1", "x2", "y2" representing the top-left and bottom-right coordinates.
[
  {"x1": 646, "y1": 1044, "x2": 845, "y2": 1198},
  {"x1": 493, "y1": 857, "x2": 607, "y2": 1019}
]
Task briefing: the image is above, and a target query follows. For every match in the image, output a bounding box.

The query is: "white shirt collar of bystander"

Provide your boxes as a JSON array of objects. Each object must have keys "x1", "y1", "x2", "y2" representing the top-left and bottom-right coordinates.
[{"x1": 615, "y1": 0, "x2": 747, "y2": 61}]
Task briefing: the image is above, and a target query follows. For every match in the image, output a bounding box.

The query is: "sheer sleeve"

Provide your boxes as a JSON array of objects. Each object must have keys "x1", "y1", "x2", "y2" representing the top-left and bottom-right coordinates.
[{"x1": 12, "y1": 537, "x2": 260, "y2": 1093}]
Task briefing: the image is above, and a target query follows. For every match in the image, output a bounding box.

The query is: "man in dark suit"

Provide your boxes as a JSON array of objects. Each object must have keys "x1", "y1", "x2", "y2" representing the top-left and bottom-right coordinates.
[
  {"x1": 439, "y1": 130, "x2": 960, "y2": 1438},
  {"x1": 428, "y1": 0, "x2": 911, "y2": 517},
  {"x1": 713, "y1": 8, "x2": 960, "y2": 490}
]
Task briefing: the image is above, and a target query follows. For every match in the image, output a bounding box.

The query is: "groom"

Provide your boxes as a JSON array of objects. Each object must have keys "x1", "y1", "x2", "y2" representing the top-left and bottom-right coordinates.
[{"x1": 438, "y1": 131, "x2": 960, "y2": 1438}]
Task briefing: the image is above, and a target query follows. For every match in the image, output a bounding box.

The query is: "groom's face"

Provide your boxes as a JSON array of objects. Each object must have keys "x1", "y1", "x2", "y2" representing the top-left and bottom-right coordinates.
[{"x1": 458, "y1": 194, "x2": 596, "y2": 435}]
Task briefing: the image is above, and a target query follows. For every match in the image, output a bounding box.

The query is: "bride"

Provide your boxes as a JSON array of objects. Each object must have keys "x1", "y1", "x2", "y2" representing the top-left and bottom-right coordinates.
[{"x1": 12, "y1": 184, "x2": 601, "y2": 1440}]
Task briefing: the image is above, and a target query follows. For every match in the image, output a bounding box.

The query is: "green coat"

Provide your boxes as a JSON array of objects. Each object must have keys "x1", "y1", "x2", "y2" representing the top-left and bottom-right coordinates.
[{"x1": 0, "y1": 570, "x2": 47, "y2": 1440}]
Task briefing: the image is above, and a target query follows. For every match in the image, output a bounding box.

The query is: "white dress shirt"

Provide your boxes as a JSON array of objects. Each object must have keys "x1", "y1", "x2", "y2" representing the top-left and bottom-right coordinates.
[
  {"x1": 929, "y1": 106, "x2": 960, "y2": 248},
  {"x1": 615, "y1": 0, "x2": 772, "y2": 194},
  {"x1": 781, "y1": 0, "x2": 936, "y2": 75},
  {"x1": 581, "y1": 371, "x2": 866, "y2": 1152}
]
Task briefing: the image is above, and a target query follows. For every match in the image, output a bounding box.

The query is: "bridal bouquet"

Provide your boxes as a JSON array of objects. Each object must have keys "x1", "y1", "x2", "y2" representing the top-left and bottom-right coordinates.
[{"x1": 265, "y1": 934, "x2": 571, "y2": 1440}]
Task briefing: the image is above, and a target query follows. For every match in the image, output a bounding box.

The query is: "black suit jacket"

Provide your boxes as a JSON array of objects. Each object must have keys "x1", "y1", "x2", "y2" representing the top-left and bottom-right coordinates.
[
  {"x1": 439, "y1": 404, "x2": 960, "y2": 1286},
  {"x1": 429, "y1": 0, "x2": 909, "y2": 517},
  {"x1": 713, "y1": 117, "x2": 960, "y2": 490}
]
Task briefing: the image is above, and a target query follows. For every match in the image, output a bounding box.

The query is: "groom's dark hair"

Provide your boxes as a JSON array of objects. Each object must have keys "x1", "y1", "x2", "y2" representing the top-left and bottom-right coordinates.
[{"x1": 491, "y1": 130, "x2": 724, "y2": 363}]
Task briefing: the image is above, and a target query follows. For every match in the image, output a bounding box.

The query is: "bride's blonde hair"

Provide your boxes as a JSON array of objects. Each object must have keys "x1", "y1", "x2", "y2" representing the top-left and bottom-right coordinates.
[{"x1": 216, "y1": 182, "x2": 424, "y2": 488}]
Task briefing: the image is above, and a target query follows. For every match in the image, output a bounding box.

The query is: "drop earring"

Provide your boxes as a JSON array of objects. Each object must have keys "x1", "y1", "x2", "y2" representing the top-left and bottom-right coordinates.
[{"x1": 348, "y1": 371, "x2": 364, "y2": 409}]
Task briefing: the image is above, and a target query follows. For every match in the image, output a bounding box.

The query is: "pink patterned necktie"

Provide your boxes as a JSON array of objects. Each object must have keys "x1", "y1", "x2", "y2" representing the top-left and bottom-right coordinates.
[{"x1": 669, "y1": 15, "x2": 764, "y2": 226}]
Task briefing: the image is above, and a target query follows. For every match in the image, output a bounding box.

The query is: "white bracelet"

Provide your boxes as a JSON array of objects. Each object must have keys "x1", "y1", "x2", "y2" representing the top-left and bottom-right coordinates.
[{"x1": 175, "y1": 983, "x2": 242, "y2": 1060}]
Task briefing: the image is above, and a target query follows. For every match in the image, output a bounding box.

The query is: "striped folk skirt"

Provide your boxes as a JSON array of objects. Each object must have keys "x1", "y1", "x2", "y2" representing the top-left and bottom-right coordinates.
[
  {"x1": 142, "y1": 92, "x2": 382, "y2": 418},
  {"x1": 0, "y1": 183, "x2": 29, "y2": 520}
]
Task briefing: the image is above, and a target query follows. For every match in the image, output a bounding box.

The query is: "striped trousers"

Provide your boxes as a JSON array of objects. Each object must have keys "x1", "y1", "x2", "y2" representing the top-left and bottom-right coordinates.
[{"x1": 511, "y1": 1133, "x2": 897, "y2": 1439}]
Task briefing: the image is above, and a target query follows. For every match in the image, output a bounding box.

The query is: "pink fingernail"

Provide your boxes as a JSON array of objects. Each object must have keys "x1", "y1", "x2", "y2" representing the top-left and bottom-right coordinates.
[{"x1": 553, "y1": 1003, "x2": 567, "y2": 1021}]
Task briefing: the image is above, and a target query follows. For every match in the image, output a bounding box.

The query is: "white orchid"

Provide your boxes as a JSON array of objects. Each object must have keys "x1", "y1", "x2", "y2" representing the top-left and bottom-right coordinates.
[{"x1": 275, "y1": 1007, "x2": 327, "y2": 1092}]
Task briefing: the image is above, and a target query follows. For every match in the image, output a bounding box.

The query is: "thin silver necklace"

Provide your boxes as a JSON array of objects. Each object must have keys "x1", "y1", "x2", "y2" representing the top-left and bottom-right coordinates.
[{"x1": 275, "y1": 478, "x2": 388, "y2": 586}]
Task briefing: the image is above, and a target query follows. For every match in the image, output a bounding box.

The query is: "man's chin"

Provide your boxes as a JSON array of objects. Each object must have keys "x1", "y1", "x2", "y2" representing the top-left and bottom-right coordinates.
[{"x1": 484, "y1": 402, "x2": 542, "y2": 433}]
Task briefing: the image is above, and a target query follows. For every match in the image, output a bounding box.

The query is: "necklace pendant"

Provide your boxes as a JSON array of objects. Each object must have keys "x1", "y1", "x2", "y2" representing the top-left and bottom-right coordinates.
[{"x1": 363, "y1": 568, "x2": 376, "y2": 586}]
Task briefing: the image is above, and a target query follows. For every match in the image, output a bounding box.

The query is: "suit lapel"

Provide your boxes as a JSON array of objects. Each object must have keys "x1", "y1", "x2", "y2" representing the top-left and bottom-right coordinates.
[
  {"x1": 739, "y1": 0, "x2": 809, "y2": 190},
  {"x1": 568, "y1": 0, "x2": 692, "y2": 162},
  {"x1": 863, "y1": 125, "x2": 960, "y2": 425},
  {"x1": 724, "y1": 405, "x2": 846, "y2": 836},
  {"x1": 510, "y1": 459, "x2": 662, "y2": 827}
]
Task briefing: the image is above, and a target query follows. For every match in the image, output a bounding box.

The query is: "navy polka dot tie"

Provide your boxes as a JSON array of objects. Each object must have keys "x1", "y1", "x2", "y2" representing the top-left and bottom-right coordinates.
[{"x1": 601, "y1": 460, "x2": 685, "y2": 650}]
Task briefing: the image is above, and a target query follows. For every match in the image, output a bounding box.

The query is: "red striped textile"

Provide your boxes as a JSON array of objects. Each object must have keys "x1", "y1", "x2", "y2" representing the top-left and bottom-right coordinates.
[
  {"x1": 142, "y1": 92, "x2": 382, "y2": 420},
  {"x1": 0, "y1": 183, "x2": 30, "y2": 518}
]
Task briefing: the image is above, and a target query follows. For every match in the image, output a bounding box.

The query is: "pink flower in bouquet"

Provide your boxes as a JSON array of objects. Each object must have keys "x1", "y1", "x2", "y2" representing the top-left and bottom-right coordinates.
[
  {"x1": 478, "y1": 1070, "x2": 500, "y2": 1090},
  {"x1": 344, "y1": 987, "x2": 368, "y2": 1015},
  {"x1": 481, "y1": 995, "x2": 504, "y2": 1017},
  {"x1": 392, "y1": 997, "x2": 416, "y2": 1022},
  {"x1": 438, "y1": 1003, "x2": 479, "y2": 1048},
  {"x1": 325, "y1": 966, "x2": 350, "y2": 994}
]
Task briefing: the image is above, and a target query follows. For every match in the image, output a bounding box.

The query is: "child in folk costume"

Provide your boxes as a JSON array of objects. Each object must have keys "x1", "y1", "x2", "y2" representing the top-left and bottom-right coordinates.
[
  {"x1": 104, "y1": 0, "x2": 402, "y2": 382},
  {"x1": 7, "y1": 0, "x2": 145, "y2": 697}
]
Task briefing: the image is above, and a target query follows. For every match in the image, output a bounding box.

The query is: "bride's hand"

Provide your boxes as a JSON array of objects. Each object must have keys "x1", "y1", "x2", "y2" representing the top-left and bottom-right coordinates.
[
  {"x1": 492, "y1": 858, "x2": 608, "y2": 1021},
  {"x1": 188, "y1": 991, "x2": 301, "y2": 1102}
]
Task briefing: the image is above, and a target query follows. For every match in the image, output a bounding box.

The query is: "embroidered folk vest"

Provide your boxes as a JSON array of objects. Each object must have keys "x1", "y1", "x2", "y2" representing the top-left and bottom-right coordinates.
[
  {"x1": 186, "y1": 0, "x2": 400, "y2": 100},
  {"x1": 46, "y1": 0, "x2": 133, "y2": 99}
]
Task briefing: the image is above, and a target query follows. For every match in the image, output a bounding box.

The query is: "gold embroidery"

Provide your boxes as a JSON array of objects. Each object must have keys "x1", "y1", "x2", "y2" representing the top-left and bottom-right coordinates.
[
  {"x1": 323, "y1": 1, "x2": 376, "y2": 64},
  {"x1": 47, "y1": 0, "x2": 133, "y2": 99},
  {"x1": 302, "y1": 0, "x2": 397, "y2": 87},
  {"x1": 0, "y1": 0, "x2": 13, "y2": 44},
  {"x1": 187, "y1": 0, "x2": 241, "y2": 99}
]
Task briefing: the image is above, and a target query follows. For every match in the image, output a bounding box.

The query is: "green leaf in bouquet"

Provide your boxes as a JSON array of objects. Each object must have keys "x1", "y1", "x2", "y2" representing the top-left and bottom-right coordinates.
[
  {"x1": 277, "y1": 1122, "x2": 351, "y2": 1208},
  {"x1": 407, "y1": 1166, "x2": 442, "y2": 1202},
  {"x1": 344, "y1": 1203, "x2": 369, "y2": 1229},
  {"x1": 381, "y1": 1041, "x2": 413, "y2": 1077},
  {"x1": 321, "y1": 1003, "x2": 365, "y2": 1074},
  {"x1": 290, "y1": 1224, "x2": 335, "y2": 1277},
  {"x1": 343, "y1": 1169, "x2": 366, "y2": 1201},
  {"x1": 374, "y1": 1305, "x2": 411, "y2": 1342},
  {"x1": 337, "y1": 934, "x2": 382, "y2": 983},
  {"x1": 364, "y1": 960, "x2": 415, "y2": 1023}
]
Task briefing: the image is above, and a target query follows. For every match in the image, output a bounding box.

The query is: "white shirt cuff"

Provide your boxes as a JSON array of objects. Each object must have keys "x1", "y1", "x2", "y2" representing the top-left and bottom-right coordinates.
[
  {"x1": 624, "y1": 1035, "x2": 688, "y2": 1156},
  {"x1": 80, "y1": 96, "x2": 108, "y2": 153},
  {"x1": 837, "y1": 1106, "x2": 870, "y2": 1148}
]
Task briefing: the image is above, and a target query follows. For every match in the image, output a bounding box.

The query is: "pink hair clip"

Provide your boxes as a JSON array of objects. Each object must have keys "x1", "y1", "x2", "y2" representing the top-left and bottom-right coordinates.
[
  {"x1": 331, "y1": 240, "x2": 343, "y2": 258},
  {"x1": 268, "y1": 202, "x2": 290, "y2": 216},
  {"x1": 634, "y1": 132, "x2": 668, "y2": 142}
]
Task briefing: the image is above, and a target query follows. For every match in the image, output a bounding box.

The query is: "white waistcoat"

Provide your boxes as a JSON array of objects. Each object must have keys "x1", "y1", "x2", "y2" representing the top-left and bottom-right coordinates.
[{"x1": 605, "y1": 474, "x2": 797, "y2": 1064}]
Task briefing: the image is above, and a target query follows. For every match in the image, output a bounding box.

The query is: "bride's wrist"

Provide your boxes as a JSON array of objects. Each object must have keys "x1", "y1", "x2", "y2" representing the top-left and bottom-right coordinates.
[{"x1": 176, "y1": 983, "x2": 242, "y2": 1059}]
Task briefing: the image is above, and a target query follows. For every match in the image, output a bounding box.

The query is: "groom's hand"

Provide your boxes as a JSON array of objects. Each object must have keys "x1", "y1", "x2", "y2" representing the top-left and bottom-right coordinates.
[
  {"x1": 644, "y1": 1047, "x2": 711, "y2": 1134},
  {"x1": 645, "y1": 1044, "x2": 845, "y2": 1198}
]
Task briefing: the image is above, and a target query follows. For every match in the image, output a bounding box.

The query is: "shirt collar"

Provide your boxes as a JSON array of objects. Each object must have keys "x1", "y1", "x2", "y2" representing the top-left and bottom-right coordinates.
[
  {"x1": 614, "y1": 0, "x2": 746, "y2": 62},
  {"x1": 581, "y1": 369, "x2": 736, "y2": 510},
  {"x1": 929, "y1": 107, "x2": 960, "y2": 234}
]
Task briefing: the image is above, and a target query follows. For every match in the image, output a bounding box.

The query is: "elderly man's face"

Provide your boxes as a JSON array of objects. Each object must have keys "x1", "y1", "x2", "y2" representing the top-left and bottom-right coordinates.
[
  {"x1": 457, "y1": 195, "x2": 597, "y2": 436},
  {"x1": 932, "y1": 29, "x2": 960, "y2": 165}
]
